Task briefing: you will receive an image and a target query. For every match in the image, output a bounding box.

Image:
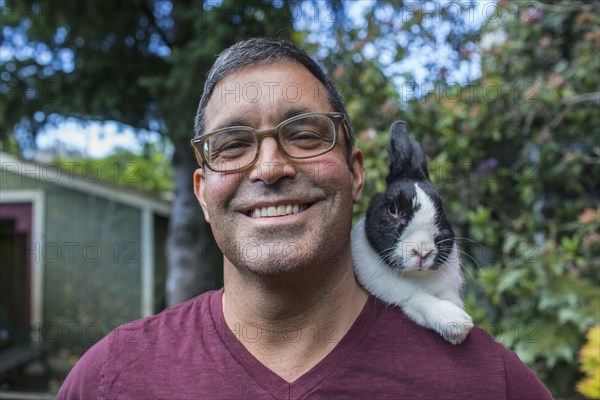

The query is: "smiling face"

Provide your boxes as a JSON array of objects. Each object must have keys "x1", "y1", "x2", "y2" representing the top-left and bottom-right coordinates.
[{"x1": 194, "y1": 61, "x2": 365, "y2": 276}]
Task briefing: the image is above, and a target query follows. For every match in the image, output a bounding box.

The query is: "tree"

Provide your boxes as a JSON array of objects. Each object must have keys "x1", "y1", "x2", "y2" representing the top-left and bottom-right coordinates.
[{"x1": 1, "y1": 0, "x2": 297, "y2": 306}]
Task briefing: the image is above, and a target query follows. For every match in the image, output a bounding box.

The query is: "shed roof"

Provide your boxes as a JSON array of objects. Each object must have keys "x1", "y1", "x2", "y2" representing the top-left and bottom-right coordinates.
[{"x1": 1, "y1": 152, "x2": 171, "y2": 216}]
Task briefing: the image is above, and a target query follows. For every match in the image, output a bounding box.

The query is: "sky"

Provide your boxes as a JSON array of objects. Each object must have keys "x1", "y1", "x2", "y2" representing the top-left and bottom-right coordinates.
[{"x1": 36, "y1": 119, "x2": 163, "y2": 158}]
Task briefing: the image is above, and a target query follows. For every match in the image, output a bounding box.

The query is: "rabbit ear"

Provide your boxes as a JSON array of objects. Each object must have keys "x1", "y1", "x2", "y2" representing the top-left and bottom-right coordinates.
[
  {"x1": 386, "y1": 121, "x2": 431, "y2": 183},
  {"x1": 386, "y1": 121, "x2": 413, "y2": 183},
  {"x1": 409, "y1": 138, "x2": 431, "y2": 181}
]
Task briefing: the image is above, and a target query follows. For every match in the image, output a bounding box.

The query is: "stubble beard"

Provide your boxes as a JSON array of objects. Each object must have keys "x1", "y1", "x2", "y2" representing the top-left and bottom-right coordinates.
[
  {"x1": 216, "y1": 209, "x2": 353, "y2": 278},
  {"x1": 223, "y1": 224, "x2": 337, "y2": 277}
]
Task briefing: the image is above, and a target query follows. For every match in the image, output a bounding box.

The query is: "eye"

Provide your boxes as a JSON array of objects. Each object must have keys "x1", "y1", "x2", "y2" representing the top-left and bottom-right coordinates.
[
  {"x1": 387, "y1": 203, "x2": 408, "y2": 226},
  {"x1": 286, "y1": 129, "x2": 325, "y2": 149},
  {"x1": 290, "y1": 130, "x2": 321, "y2": 140},
  {"x1": 207, "y1": 131, "x2": 254, "y2": 159},
  {"x1": 281, "y1": 116, "x2": 333, "y2": 150},
  {"x1": 388, "y1": 204, "x2": 401, "y2": 218},
  {"x1": 220, "y1": 140, "x2": 252, "y2": 152}
]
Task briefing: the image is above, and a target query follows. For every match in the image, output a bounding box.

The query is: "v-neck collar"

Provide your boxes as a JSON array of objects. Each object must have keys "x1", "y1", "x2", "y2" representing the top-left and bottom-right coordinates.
[{"x1": 209, "y1": 288, "x2": 379, "y2": 400}]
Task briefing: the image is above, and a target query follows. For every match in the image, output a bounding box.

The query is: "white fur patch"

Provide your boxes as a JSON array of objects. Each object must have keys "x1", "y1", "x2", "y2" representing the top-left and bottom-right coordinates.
[{"x1": 393, "y1": 183, "x2": 439, "y2": 271}]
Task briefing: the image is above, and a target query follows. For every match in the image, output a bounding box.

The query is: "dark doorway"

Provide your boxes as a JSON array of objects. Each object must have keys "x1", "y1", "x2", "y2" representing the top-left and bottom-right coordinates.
[{"x1": 0, "y1": 203, "x2": 32, "y2": 348}]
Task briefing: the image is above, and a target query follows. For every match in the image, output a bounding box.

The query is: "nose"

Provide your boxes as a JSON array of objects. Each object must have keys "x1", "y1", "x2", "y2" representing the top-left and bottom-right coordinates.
[
  {"x1": 412, "y1": 248, "x2": 433, "y2": 261},
  {"x1": 410, "y1": 247, "x2": 434, "y2": 270},
  {"x1": 247, "y1": 136, "x2": 296, "y2": 184}
]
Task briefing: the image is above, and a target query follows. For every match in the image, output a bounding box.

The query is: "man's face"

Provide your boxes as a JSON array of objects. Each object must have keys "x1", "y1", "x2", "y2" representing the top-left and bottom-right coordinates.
[{"x1": 194, "y1": 61, "x2": 365, "y2": 275}]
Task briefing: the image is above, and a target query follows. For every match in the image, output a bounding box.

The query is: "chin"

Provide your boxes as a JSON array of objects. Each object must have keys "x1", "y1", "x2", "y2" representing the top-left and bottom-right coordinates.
[
  {"x1": 235, "y1": 241, "x2": 343, "y2": 279},
  {"x1": 226, "y1": 241, "x2": 313, "y2": 276},
  {"x1": 238, "y1": 257, "x2": 314, "y2": 277}
]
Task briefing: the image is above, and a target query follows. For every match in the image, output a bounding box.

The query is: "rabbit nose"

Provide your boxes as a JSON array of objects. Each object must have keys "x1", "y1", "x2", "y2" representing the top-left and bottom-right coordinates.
[
  {"x1": 412, "y1": 248, "x2": 433, "y2": 261},
  {"x1": 411, "y1": 248, "x2": 434, "y2": 270}
]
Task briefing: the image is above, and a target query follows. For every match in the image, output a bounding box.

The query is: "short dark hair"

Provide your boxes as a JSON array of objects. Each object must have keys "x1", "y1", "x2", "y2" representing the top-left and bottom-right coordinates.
[{"x1": 194, "y1": 38, "x2": 354, "y2": 144}]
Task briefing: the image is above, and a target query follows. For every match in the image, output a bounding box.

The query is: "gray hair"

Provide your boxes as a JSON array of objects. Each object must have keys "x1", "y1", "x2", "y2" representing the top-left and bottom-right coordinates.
[{"x1": 193, "y1": 38, "x2": 354, "y2": 145}]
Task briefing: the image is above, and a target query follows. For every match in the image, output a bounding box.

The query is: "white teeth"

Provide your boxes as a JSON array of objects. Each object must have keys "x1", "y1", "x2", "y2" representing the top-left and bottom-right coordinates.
[{"x1": 249, "y1": 204, "x2": 307, "y2": 218}]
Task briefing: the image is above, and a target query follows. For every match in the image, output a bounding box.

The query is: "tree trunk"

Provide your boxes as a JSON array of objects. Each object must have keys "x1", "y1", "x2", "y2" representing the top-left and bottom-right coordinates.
[{"x1": 165, "y1": 136, "x2": 222, "y2": 307}]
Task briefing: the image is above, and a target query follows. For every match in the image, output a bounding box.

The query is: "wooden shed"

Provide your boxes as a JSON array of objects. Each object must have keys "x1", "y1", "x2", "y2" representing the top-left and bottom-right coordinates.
[{"x1": 0, "y1": 151, "x2": 170, "y2": 350}]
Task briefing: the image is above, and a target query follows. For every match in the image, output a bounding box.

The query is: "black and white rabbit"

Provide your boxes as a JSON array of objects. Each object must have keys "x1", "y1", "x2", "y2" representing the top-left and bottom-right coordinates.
[{"x1": 351, "y1": 121, "x2": 473, "y2": 344}]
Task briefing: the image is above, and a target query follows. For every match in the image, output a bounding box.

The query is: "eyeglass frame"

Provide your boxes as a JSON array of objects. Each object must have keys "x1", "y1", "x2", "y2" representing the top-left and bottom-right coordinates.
[{"x1": 190, "y1": 111, "x2": 351, "y2": 172}]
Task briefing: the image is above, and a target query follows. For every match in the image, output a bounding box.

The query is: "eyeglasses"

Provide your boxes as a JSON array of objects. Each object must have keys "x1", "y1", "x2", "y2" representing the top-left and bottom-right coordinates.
[{"x1": 190, "y1": 112, "x2": 349, "y2": 172}]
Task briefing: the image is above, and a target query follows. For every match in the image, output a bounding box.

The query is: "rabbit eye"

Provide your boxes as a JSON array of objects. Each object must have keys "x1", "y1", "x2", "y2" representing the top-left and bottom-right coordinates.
[
  {"x1": 388, "y1": 203, "x2": 408, "y2": 225},
  {"x1": 388, "y1": 204, "x2": 402, "y2": 218}
]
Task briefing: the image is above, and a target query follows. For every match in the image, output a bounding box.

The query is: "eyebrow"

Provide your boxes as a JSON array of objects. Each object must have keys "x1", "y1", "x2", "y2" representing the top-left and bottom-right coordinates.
[
  {"x1": 280, "y1": 107, "x2": 314, "y2": 122},
  {"x1": 210, "y1": 119, "x2": 250, "y2": 132},
  {"x1": 209, "y1": 107, "x2": 318, "y2": 133}
]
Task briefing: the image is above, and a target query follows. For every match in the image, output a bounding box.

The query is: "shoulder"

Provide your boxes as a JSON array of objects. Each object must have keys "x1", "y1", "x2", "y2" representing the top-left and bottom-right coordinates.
[
  {"x1": 363, "y1": 298, "x2": 552, "y2": 399},
  {"x1": 497, "y1": 342, "x2": 554, "y2": 399},
  {"x1": 56, "y1": 330, "x2": 109, "y2": 399},
  {"x1": 108, "y1": 288, "x2": 217, "y2": 347},
  {"x1": 107, "y1": 288, "x2": 217, "y2": 354},
  {"x1": 57, "y1": 290, "x2": 219, "y2": 399}
]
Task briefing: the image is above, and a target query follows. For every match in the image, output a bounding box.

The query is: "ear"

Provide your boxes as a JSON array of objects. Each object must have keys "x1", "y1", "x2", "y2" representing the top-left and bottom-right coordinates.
[
  {"x1": 349, "y1": 147, "x2": 365, "y2": 203},
  {"x1": 413, "y1": 140, "x2": 431, "y2": 181},
  {"x1": 387, "y1": 120, "x2": 412, "y2": 182},
  {"x1": 193, "y1": 168, "x2": 210, "y2": 224}
]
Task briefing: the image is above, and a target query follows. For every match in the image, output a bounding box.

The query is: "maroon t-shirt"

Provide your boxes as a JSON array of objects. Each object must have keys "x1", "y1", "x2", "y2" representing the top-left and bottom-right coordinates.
[{"x1": 58, "y1": 289, "x2": 552, "y2": 399}]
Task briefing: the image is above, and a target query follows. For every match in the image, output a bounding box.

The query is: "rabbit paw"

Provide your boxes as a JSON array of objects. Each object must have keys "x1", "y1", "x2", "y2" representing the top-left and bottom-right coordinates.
[{"x1": 431, "y1": 301, "x2": 474, "y2": 345}]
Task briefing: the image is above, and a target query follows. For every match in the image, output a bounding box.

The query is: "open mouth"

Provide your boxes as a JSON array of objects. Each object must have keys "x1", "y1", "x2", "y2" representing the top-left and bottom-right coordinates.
[{"x1": 248, "y1": 204, "x2": 310, "y2": 218}]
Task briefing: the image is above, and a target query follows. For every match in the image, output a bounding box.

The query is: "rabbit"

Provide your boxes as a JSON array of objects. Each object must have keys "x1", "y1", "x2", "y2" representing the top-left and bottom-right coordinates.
[{"x1": 351, "y1": 121, "x2": 473, "y2": 345}]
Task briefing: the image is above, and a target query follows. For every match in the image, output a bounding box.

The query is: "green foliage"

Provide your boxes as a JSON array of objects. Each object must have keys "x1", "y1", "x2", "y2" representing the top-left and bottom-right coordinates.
[
  {"x1": 354, "y1": 130, "x2": 390, "y2": 221},
  {"x1": 56, "y1": 144, "x2": 174, "y2": 193}
]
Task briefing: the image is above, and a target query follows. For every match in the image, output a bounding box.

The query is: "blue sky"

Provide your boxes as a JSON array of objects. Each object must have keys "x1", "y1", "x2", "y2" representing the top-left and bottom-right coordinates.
[{"x1": 36, "y1": 119, "x2": 163, "y2": 158}]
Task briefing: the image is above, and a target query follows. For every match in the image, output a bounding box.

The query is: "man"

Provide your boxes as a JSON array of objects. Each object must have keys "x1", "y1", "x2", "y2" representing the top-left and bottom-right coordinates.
[{"x1": 58, "y1": 38, "x2": 552, "y2": 399}]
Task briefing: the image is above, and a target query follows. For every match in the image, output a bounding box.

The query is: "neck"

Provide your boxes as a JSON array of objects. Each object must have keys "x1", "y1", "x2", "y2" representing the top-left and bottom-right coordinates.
[{"x1": 221, "y1": 244, "x2": 368, "y2": 381}]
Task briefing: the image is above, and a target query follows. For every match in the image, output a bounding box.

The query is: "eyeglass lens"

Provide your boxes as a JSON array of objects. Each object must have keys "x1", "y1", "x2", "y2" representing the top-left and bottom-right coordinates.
[{"x1": 203, "y1": 114, "x2": 336, "y2": 171}]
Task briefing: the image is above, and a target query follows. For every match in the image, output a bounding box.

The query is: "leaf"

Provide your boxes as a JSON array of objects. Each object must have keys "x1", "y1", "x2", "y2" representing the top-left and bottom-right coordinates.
[{"x1": 497, "y1": 268, "x2": 527, "y2": 293}]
